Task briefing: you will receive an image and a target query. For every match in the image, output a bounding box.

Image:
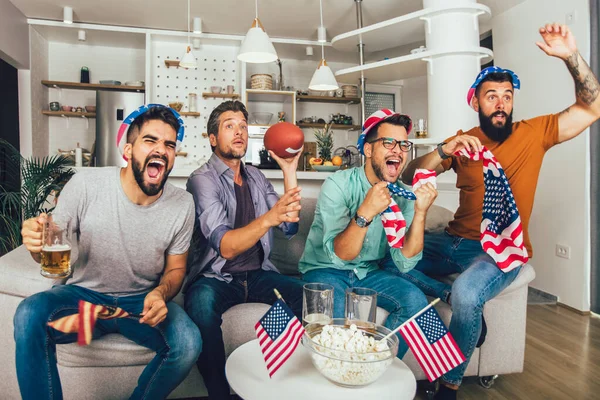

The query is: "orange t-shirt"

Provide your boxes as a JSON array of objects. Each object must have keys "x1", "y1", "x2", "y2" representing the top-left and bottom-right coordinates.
[{"x1": 441, "y1": 114, "x2": 560, "y2": 257}]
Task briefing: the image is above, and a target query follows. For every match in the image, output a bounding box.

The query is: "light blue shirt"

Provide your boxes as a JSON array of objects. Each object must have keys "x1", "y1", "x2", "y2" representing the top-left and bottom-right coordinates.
[{"x1": 298, "y1": 166, "x2": 422, "y2": 279}]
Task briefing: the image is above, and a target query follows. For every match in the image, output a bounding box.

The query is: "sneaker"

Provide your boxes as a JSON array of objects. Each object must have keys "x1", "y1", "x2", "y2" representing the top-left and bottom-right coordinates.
[{"x1": 434, "y1": 384, "x2": 458, "y2": 400}]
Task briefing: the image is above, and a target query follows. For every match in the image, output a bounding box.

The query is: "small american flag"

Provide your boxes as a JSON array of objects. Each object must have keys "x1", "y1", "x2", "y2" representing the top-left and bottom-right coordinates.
[
  {"x1": 399, "y1": 306, "x2": 466, "y2": 382},
  {"x1": 254, "y1": 299, "x2": 305, "y2": 377},
  {"x1": 456, "y1": 147, "x2": 529, "y2": 272},
  {"x1": 382, "y1": 169, "x2": 436, "y2": 248},
  {"x1": 47, "y1": 300, "x2": 131, "y2": 345}
]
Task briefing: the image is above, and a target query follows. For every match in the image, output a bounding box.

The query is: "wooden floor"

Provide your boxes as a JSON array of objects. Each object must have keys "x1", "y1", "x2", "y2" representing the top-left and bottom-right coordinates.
[{"x1": 414, "y1": 304, "x2": 600, "y2": 400}]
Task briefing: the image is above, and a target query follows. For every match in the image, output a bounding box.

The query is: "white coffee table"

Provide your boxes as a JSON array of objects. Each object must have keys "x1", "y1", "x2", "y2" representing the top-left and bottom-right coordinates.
[{"x1": 225, "y1": 339, "x2": 416, "y2": 400}]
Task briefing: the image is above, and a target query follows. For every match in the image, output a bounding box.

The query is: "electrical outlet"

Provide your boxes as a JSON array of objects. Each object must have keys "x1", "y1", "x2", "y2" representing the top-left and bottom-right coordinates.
[
  {"x1": 566, "y1": 11, "x2": 576, "y2": 25},
  {"x1": 555, "y1": 244, "x2": 571, "y2": 259}
]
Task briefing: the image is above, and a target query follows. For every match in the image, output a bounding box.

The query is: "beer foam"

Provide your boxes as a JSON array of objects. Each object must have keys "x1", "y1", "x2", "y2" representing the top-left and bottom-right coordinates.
[{"x1": 42, "y1": 244, "x2": 71, "y2": 252}]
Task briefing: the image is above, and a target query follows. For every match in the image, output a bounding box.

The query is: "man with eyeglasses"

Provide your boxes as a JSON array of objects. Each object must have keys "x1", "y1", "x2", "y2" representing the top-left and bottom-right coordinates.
[
  {"x1": 298, "y1": 109, "x2": 438, "y2": 359},
  {"x1": 400, "y1": 23, "x2": 600, "y2": 399}
]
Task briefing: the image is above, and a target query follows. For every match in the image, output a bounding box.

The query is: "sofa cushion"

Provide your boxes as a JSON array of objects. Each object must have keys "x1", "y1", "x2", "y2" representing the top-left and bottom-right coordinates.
[{"x1": 0, "y1": 245, "x2": 54, "y2": 298}]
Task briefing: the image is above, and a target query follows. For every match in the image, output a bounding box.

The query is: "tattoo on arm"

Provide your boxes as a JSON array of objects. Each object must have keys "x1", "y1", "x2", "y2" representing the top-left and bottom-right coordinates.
[{"x1": 565, "y1": 52, "x2": 600, "y2": 106}]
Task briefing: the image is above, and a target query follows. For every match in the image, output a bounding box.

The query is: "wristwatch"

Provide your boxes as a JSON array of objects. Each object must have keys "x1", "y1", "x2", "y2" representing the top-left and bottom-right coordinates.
[
  {"x1": 354, "y1": 214, "x2": 372, "y2": 228},
  {"x1": 437, "y1": 142, "x2": 451, "y2": 160}
]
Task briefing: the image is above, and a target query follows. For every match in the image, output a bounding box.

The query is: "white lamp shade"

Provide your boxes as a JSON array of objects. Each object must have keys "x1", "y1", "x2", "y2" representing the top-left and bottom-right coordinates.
[
  {"x1": 180, "y1": 47, "x2": 198, "y2": 69},
  {"x1": 63, "y1": 6, "x2": 73, "y2": 24},
  {"x1": 237, "y1": 19, "x2": 278, "y2": 63},
  {"x1": 309, "y1": 59, "x2": 339, "y2": 91}
]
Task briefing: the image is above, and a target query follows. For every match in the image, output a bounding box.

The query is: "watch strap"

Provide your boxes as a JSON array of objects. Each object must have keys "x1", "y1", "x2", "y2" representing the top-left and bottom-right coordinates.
[{"x1": 437, "y1": 142, "x2": 451, "y2": 160}]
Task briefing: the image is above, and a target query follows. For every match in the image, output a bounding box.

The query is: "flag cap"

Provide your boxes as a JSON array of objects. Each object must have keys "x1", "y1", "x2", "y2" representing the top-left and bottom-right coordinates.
[
  {"x1": 467, "y1": 66, "x2": 521, "y2": 110},
  {"x1": 357, "y1": 109, "x2": 412, "y2": 155}
]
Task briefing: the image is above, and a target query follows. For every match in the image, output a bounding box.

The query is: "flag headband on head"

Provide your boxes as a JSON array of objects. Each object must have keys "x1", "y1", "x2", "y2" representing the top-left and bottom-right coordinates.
[
  {"x1": 466, "y1": 66, "x2": 521, "y2": 110},
  {"x1": 116, "y1": 104, "x2": 185, "y2": 160},
  {"x1": 357, "y1": 109, "x2": 412, "y2": 155}
]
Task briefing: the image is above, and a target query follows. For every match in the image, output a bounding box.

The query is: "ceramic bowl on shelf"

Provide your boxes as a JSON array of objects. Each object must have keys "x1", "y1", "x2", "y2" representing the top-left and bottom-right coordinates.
[
  {"x1": 85, "y1": 106, "x2": 96, "y2": 113},
  {"x1": 168, "y1": 102, "x2": 184, "y2": 112},
  {"x1": 210, "y1": 86, "x2": 222, "y2": 94},
  {"x1": 61, "y1": 105, "x2": 72, "y2": 112},
  {"x1": 312, "y1": 165, "x2": 340, "y2": 172},
  {"x1": 49, "y1": 102, "x2": 60, "y2": 111}
]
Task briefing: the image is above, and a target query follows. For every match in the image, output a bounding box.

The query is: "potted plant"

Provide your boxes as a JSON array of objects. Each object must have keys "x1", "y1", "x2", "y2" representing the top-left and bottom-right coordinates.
[{"x1": 0, "y1": 139, "x2": 75, "y2": 256}]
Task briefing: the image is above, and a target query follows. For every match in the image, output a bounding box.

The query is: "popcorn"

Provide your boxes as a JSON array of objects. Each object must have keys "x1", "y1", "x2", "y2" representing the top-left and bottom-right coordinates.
[{"x1": 308, "y1": 324, "x2": 395, "y2": 386}]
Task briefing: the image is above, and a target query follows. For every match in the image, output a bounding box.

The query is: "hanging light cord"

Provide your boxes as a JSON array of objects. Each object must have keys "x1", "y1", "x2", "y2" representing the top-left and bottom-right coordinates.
[
  {"x1": 255, "y1": 0, "x2": 259, "y2": 19},
  {"x1": 187, "y1": 0, "x2": 191, "y2": 45},
  {"x1": 319, "y1": 0, "x2": 325, "y2": 59}
]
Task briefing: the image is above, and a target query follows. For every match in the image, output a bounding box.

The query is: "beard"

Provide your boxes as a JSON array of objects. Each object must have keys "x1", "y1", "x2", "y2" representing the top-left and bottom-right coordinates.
[
  {"x1": 479, "y1": 109, "x2": 513, "y2": 142},
  {"x1": 131, "y1": 153, "x2": 170, "y2": 196},
  {"x1": 217, "y1": 143, "x2": 246, "y2": 160},
  {"x1": 370, "y1": 155, "x2": 403, "y2": 183}
]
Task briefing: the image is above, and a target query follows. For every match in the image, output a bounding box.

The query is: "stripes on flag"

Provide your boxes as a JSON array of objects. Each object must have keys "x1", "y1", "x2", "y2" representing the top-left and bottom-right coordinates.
[
  {"x1": 48, "y1": 300, "x2": 131, "y2": 346},
  {"x1": 254, "y1": 299, "x2": 305, "y2": 377},
  {"x1": 381, "y1": 169, "x2": 436, "y2": 249},
  {"x1": 455, "y1": 147, "x2": 529, "y2": 272},
  {"x1": 399, "y1": 307, "x2": 466, "y2": 382}
]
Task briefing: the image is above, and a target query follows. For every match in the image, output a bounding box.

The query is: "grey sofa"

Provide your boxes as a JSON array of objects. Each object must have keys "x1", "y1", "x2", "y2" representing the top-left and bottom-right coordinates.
[{"x1": 0, "y1": 199, "x2": 535, "y2": 399}]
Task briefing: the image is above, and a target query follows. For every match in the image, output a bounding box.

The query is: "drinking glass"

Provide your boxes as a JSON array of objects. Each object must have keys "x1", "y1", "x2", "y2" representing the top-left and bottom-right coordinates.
[
  {"x1": 41, "y1": 216, "x2": 72, "y2": 279},
  {"x1": 302, "y1": 283, "x2": 334, "y2": 327},
  {"x1": 345, "y1": 287, "x2": 377, "y2": 327}
]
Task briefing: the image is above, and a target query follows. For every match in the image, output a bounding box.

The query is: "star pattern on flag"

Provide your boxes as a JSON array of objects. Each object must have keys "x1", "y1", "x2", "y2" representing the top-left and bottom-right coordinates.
[
  {"x1": 415, "y1": 308, "x2": 447, "y2": 344},
  {"x1": 260, "y1": 303, "x2": 290, "y2": 340}
]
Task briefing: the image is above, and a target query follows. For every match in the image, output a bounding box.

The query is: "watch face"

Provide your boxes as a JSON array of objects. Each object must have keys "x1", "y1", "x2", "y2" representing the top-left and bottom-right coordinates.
[{"x1": 355, "y1": 215, "x2": 368, "y2": 227}]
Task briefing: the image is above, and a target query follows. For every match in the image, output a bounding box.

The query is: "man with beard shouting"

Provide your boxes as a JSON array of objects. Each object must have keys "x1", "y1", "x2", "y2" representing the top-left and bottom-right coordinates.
[
  {"x1": 400, "y1": 23, "x2": 600, "y2": 399},
  {"x1": 299, "y1": 109, "x2": 438, "y2": 360},
  {"x1": 184, "y1": 100, "x2": 305, "y2": 400},
  {"x1": 15, "y1": 105, "x2": 201, "y2": 399}
]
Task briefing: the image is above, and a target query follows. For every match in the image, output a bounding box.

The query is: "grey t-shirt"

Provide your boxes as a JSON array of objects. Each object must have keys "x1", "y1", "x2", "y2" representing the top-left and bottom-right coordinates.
[{"x1": 52, "y1": 167, "x2": 195, "y2": 296}]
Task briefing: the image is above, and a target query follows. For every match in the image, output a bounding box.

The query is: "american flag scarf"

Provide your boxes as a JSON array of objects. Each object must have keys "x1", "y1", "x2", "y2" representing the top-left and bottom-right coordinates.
[
  {"x1": 382, "y1": 169, "x2": 437, "y2": 248},
  {"x1": 456, "y1": 147, "x2": 529, "y2": 272},
  {"x1": 48, "y1": 300, "x2": 133, "y2": 345}
]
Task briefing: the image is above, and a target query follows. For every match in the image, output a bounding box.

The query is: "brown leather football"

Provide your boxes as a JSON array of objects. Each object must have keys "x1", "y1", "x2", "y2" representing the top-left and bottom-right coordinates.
[{"x1": 263, "y1": 122, "x2": 304, "y2": 159}]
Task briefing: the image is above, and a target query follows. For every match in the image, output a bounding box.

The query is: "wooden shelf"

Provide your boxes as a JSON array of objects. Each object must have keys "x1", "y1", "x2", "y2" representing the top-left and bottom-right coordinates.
[
  {"x1": 42, "y1": 80, "x2": 145, "y2": 92},
  {"x1": 164, "y1": 60, "x2": 181, "y2": 68},
  {"x1": 42, "y1": 111, "x2": 96, "y2": 118},
  {"x1": 296, "y1": 95, "x2": 361, "y2": 104},
  {"x1": 202, "y1": 92, "x2": 240, "y2": 99},
  {"x1": 297, "y1": 123, "x2": 361, "y2": 131},
  {"x1": 331, "y1": 4, "x2": 491, "y2": 53},
  {"x1": 179, "y1": 112, "x2": 201, "y2": 117},
  {"x1": 335, "y1": 47, "x2": 493, "y2": 84}
]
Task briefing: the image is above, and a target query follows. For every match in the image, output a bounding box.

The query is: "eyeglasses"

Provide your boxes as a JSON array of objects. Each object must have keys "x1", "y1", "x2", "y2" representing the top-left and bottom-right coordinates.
[{"x1": 367, "y1": 137, "x2": 413, "y2": 152}]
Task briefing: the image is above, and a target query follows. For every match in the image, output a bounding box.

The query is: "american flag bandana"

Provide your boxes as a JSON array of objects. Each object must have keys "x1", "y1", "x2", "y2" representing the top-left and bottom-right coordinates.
[
  {"x1": 466, "y1": 66, "x2": 520, "y2": 110},
  {"x1": 48, "y1": 300, "x2": 133, "y2": 345},
  {"x1": 456, "y1": 147, "x2": 529, "y2": 272},
  {"x1": 382, "y1": 169, "x2": 437, "y2": 248}
]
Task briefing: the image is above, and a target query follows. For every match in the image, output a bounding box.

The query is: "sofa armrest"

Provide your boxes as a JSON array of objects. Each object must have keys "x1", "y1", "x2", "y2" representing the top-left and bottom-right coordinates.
[{"x1": 0, "y1": 245, "x2": 54, "y2": 298}]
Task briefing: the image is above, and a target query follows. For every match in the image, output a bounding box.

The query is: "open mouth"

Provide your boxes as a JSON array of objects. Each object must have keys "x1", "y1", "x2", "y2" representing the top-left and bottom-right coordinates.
[
  {"x1": 385, "y1": 157, "x2": 402, "y2": 176},
  {"x1": 145, "y1": 158, "x2": 166, "y2": 182}
]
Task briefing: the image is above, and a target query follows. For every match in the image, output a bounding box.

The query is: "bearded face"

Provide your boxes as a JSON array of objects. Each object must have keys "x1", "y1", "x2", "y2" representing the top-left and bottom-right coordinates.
[{"x1": 478, "y1": 108, "x2": 514, "y2": 142}]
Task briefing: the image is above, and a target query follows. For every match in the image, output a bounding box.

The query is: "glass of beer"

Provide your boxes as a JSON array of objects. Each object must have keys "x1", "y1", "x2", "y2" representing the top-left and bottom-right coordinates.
[
  {"x1": 302, "y1": 283, "x2": 333, "y2": 327},
  {"x1": 41, "y1": 216, "x2": 72, "y2": 279},
  {"x1": 345, "y1": 287, "x2": 377, "y2": 328}
]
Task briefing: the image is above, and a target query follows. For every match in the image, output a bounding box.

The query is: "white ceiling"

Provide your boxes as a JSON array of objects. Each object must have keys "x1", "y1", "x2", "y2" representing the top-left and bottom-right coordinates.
[{"x1": 11, "y1": 0, "x2": 526, "y2": 42}]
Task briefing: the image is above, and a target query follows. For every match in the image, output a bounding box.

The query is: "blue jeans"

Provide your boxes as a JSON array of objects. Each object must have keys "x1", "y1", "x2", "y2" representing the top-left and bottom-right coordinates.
[
  {"x1": 397, "y1": 230, "x2": 522, "y2": 386},
  {"x1": 184, "y1": 269, "x2": 304, "y2": 400},
  {"x1": 13, "y1": 284, "x2": 202, "y2": 400},
  {"x1": 303, "y1": 258, "x2": 429, "y2": 359}
]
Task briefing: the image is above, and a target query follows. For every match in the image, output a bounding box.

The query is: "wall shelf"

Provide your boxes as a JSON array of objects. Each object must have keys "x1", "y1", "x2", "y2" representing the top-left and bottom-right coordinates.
[
  {"x1": 179, "y1": 112, "x2": 200, "y2": 117},
  {"x1": 334, "y1": 48, "x2": 493, "y2": 84},
  {"x1": 331, "y1": 4, "x2": 491, "y2": 53},
  {"x1": 202, "y1": 92, "x2": 240, "y2": 99},
  {"x1": 297, "y1": 123, "x2": 361, "y2": 131},
  {"x1": 42, "y1": 80, "x2": 145, "y2": 92},
  {"x1": 245, "y1": 89, "x2": 295, "y2": 103},
  {"x1": 164, "y1": 60, "x2": 181, "y2": 68},
  {"x1": 42, "y1": 111, "x2": 96, "y2": 118},
  {"x1": 296, "y1": 95, "x2": 361, "y2": 104}
]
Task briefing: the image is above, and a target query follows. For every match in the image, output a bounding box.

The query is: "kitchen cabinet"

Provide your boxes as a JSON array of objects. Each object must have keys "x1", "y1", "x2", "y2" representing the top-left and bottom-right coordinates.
[{"x1": 244, "y1": 89, "x2": 296, "y2": 126}]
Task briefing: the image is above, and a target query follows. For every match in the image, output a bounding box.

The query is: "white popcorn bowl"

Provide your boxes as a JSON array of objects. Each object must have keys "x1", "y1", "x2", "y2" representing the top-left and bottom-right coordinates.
[{"x1": 302, "y1": 318, "x2": 399, "y2": 388}]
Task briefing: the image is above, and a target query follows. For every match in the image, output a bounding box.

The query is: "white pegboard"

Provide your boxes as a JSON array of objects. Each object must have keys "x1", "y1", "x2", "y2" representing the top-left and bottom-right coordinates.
[{"x1": 150, "y1": 41, "x2": 241, "y2": 164}]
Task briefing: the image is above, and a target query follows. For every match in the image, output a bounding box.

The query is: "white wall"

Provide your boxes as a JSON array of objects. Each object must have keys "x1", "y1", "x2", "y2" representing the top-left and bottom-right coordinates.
[
  {"x1": 46, "y1": 43, "x2": 145, "y2": 156},
  {"x1": 492, "y1": 0, "x2": 591, "y2": 311},
  {"x1": 29, "y1": 28, "x2": 49, "y2": 158},
  {"x1": 0, "y1": 0, "x2": 29, "y2": 68}
]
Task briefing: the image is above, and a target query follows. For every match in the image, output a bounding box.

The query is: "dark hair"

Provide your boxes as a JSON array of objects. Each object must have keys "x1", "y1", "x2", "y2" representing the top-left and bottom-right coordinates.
[
  {"x1": 206, "y1": 101, "x2": 249, "y2": 152},
  {"x1": 365, "y1": 114, "x2": 412, "y2": 143},
  {"x1": 474, "y1": 72, "x2": 514, "y2": 97},
  {"x1": 126, "y1": 106, "x2": 180, "y2": 144}
]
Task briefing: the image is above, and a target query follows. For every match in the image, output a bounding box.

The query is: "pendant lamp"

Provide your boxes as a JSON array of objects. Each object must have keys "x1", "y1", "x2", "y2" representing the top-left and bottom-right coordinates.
[
  {"x1": 179, "y1": 0, "x2": 197, "y2": 69},
  {"x1": 237, "y1": 0, "x2": 278, "y2": 63},
  {"x1": 309, "y1": 0, "x2": 338, "y2": 91}
]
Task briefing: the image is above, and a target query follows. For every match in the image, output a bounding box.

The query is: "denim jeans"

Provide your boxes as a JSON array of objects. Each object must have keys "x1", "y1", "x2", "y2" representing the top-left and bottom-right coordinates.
[
  {"x1": 303, "y1": 258, "x2": 429, "y2": 359},
  {"x1": 184, "y1": 269, "x2": 304, "y2": 400},
  {"x1": 13, "y1": 284, "x2": 202, "y2": 400},
  {"x1": 397, "y1": 230, "x2": 522, "y2": 386}
]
